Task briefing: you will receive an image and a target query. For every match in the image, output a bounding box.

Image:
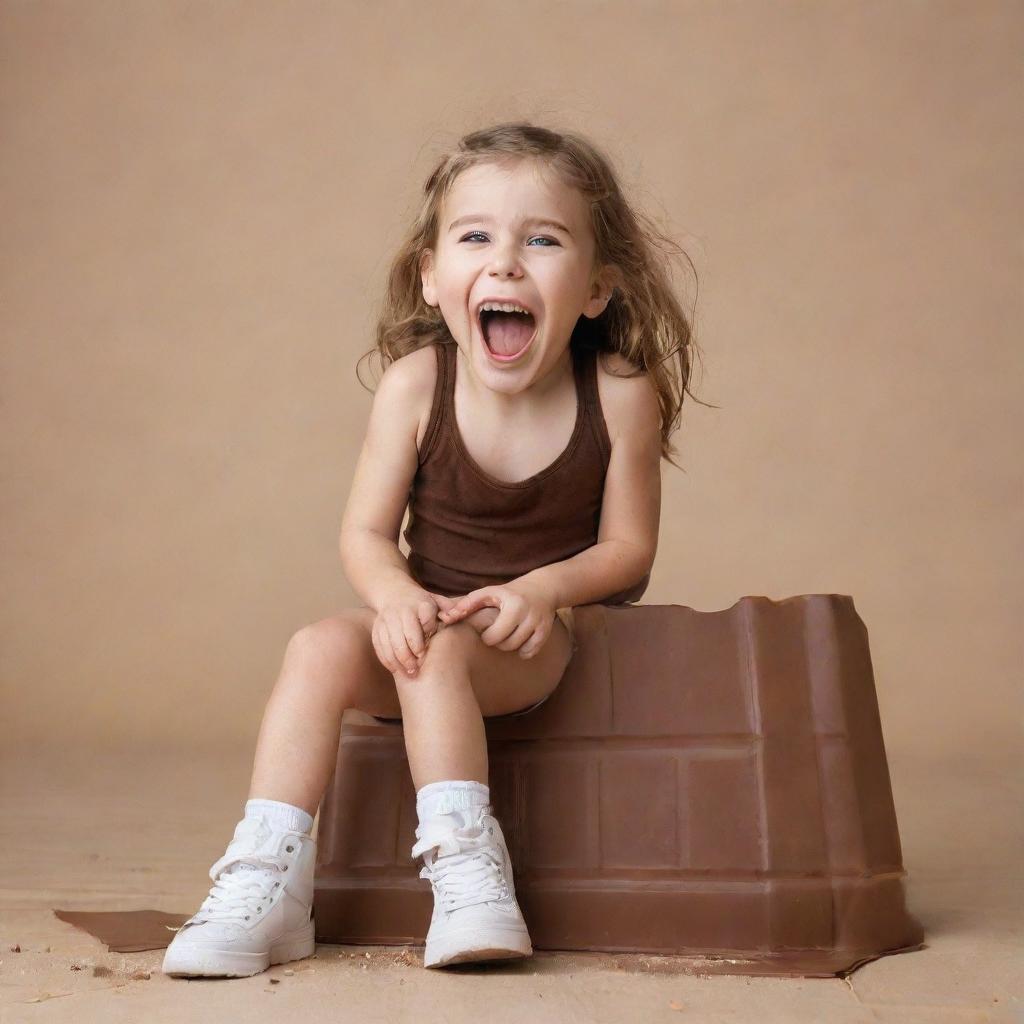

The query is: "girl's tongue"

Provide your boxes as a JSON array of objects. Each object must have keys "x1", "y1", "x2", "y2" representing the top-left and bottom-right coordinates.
[{"x1": 482, "y1": 310, "x2": 535, "y2": 357}]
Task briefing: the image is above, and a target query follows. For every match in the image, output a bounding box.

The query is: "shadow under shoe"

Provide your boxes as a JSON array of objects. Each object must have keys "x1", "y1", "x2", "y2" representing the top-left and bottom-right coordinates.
[
  {"x1": 162, "y1": 815, "x2": 316, "y2": 978},
  {"x1": 411, "y1": 805, "x2": 533, "y2": 969}
]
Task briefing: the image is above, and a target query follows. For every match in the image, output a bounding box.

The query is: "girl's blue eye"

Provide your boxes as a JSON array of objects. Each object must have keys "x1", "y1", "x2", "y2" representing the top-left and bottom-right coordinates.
[{"x1": 458, "y1": 232, "x2": 558, "y2": 247}]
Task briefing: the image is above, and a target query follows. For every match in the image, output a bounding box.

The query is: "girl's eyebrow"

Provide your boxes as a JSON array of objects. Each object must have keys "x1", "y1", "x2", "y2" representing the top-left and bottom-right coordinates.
[{"x1": 448, "y1": 214, "x2": 573, "y2": 238}]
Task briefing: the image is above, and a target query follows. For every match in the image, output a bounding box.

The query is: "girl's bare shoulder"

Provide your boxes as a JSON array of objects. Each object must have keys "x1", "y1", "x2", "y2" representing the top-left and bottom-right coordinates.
[
  {"x1": 387, "y1": 343, "x2": 440, "y2": 453},
  {"x1": 594, "y1": 349, "x2": 656, "y2": 447}
]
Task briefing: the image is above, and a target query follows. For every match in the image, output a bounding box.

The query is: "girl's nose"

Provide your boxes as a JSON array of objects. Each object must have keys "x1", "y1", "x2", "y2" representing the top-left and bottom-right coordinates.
[{"x1": 487, "y1": 244, "x2": 523, "y2": 278}]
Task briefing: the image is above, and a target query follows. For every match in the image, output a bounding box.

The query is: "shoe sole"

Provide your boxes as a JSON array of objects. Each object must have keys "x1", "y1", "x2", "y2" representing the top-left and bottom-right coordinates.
[
  {"x1": 424, "y1": 924, "x2": 533, "y2": 969},
  {"x1": 162, "y1": 920, "x2": 315, "y2": 978}
]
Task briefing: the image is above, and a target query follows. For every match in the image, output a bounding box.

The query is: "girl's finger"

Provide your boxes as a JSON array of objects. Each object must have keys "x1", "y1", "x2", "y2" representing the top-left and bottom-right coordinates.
[
  {"x1": 402, "y1": 608, "x2": 427, "y2": 658},
  {"x1": 497, "y1": 619, "x2": 536, "y2": 654},
  {"x1": 373, "y1": 620, "x2": 397, "y2": 675},
  {"x1": 429, "y1": 592, "x2": 459, "y2": 614},
  {"x1": 519, "y1": 628, "x2": 546, "y2": 659},
  {"x1": 388, "y1": 620, "x2": 419, "y2": 677}
]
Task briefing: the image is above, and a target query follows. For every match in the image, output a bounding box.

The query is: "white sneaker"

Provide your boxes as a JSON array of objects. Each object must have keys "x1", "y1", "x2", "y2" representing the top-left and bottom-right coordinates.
[
  {"x1": 162, "y1": 815, "x2": 316, "y2": 978},
  {"x1": 411, "y1": 804, "x2": 533, "y2": 968}
]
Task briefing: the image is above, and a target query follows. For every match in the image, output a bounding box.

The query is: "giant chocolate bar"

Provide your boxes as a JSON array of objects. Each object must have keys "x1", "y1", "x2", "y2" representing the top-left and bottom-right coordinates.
[{"x1": 314, "y1": 595, "x2": 923, "y2": 976}]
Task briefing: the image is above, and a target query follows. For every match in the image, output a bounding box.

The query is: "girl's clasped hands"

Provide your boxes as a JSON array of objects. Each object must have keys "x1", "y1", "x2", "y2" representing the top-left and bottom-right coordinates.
[{"x1": 371, "y1": 580, "x2": 557, "y2": 678}]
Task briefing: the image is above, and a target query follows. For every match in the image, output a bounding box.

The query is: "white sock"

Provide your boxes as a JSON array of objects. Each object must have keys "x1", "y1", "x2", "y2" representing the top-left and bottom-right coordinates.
[
  {"x1": 219, "y1": 799, "x2": 313, "y2": 878},
  {"x1": 416, "y1": 779, "x2": 490, "y2": 823},
  {"x1": 245, "y1": 797, "x2": 314, "y2": 835}
]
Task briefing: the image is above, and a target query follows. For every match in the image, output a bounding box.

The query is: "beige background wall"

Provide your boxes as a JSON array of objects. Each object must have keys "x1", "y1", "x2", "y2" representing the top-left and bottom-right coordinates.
[{"x1": 2, "y1": 2, "x2": 1020, "y2": 762}]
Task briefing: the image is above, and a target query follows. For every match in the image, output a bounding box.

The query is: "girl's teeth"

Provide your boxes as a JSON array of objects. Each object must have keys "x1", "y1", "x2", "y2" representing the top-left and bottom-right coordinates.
[{"x1": 480, "y1": 302, "x2": 531, "y2": 315}]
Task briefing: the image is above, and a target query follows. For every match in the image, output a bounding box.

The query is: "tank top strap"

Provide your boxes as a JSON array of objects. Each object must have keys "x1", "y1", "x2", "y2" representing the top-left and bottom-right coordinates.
[
  {"x1": 579, "y1": 344, "x2": 612, "y2": 461},
  {"x1": 438, "y1": 339, "x2": 456, "y2": 436},
  {"x1": 577, "y1": 342, "x2": 596, "y2": 406}
]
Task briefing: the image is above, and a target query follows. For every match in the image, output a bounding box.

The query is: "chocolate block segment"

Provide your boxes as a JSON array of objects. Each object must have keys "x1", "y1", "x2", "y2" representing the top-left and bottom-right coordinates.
[
  {"x1": 609, "y1": 605, "x2": 752, "y2": 736},
  {"x1": 824, "y1": 599, "x2": 906, "y2": 871},
  {"x1": 598, "y1": 752, "x2": 678, "y2": 868},
  {"x1": 742, "y1": 599, "x2": 830, "y2": 875},
  {"x1": 524, "y1": 754, "x2": 596, "y2": 869},
  {"x1": 686, "y1": 751, "x2": 762, "y2": 871},
  {"x1": 314, "y1": 596, "x2": 924, "y2": 976}
]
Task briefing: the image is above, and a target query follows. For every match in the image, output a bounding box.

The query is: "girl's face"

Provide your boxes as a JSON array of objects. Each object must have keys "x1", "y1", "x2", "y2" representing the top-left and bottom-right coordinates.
[{"x1": 420, "y1": 158, "x2": 616, "y2": 395}]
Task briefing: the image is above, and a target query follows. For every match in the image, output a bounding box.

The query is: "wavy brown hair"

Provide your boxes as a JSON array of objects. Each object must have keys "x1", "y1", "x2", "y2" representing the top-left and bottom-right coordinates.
[{"x1": 357, "y1": 121, "x2": 711, "y2": 470}]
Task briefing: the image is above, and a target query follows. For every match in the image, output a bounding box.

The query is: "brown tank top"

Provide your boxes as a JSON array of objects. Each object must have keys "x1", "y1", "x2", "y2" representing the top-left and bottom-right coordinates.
[{"x1": 403, "y1": 340, "x2": 650, "y2": 605}]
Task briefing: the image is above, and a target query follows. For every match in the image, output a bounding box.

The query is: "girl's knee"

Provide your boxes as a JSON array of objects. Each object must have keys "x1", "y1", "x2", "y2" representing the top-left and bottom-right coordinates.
[
  {"x1": 424, "y1": 608, "x2": 498, "y2": 656},
  {"x1": 285, "y1": 615, "x2": 362, "y2": 670},
  {"x1": 392, "y1": 621, "x2": 476, "y2": 685}
]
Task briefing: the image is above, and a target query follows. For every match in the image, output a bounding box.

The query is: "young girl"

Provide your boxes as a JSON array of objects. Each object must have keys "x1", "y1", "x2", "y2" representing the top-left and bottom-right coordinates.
[{"x1": 163, "y1": 121, "x2": 698, "y2": 978}]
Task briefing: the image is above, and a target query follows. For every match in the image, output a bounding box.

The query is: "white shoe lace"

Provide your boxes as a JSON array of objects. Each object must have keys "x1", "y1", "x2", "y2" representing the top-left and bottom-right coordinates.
[
  {"x1": 186, "y1": 818, "x2": 296, "y2": 927},
  {"x1": 191, "y1": 863, "x2": 285, "y2": 925},
  {"x1": 411, "y1": 818, "x2": 508, "y2": 913}
]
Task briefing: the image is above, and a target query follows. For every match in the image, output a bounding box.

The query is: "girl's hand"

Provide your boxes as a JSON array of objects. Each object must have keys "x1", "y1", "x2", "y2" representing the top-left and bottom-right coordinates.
[
  {"x1": 437, "y1": 579, "x2": 557, "y2": 659},
  {"x1": 371, "y1": 587, "x2": 456, "y2": 678}
]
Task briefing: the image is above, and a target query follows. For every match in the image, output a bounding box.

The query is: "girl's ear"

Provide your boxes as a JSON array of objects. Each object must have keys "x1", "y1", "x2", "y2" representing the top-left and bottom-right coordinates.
[
  {"x1": 583, "y1": 263, "x2": 619, "y2": 319},
  {"x1": 420, "y1": 248, "x2": 438, "y2": 308}
]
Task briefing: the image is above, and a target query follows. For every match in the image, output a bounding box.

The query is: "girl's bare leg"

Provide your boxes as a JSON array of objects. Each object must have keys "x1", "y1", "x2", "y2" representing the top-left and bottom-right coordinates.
[
  {"x1": 390, "y1": 621, "x2": 493, "y2": 791},
  {"x1": 246, "y1": 610, "x2": 401, "y2": 816},
  {"x1": 247, "y1": 606, "x2": 574, "y2": 813}
]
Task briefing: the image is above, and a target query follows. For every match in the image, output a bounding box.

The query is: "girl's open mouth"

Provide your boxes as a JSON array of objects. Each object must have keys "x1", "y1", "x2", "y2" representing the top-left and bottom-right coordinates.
[{"x1": 477, "y1": 308, "x2": 538, "y2": 363}]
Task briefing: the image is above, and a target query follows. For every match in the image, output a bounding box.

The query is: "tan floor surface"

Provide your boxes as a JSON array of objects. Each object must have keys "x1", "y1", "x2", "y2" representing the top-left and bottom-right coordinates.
[{"x1": 0, "y1": 742, "x2": 1019, "y2": 1023}]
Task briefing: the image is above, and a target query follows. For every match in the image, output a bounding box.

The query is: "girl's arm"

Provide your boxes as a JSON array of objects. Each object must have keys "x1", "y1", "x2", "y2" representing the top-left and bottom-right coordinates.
[
  {"x1": 521, "y1": 369, "x2": 662, "y2": 608},
  {"x1": 338, "y1": 353, "x2": 430, "y2": 612}
]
